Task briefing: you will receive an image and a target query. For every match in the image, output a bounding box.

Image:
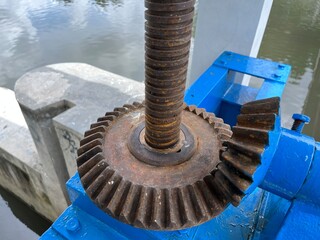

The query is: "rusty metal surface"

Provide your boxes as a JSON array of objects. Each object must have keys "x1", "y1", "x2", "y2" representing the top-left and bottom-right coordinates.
[
  {"x1": 127, "y1": 120, "x2": 197, "y2": 167},
  {"x1": 77, "y1": 103, "x2": 233, "y2": 230},
  {"x1": 218, "y1": 97, "x2": 280, "y2": 201},
  {"x1": 144, "y1": 0, "x2": 196, "y2": 150}
]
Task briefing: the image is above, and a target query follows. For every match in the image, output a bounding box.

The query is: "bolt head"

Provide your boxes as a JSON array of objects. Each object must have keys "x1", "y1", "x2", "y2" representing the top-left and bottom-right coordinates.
[
  {"x1": 273, "y1": 73, "x2": 282, "y2": 78},
  {"x1": 65, "y1": 217, "x2": 81, "y2": 232},
  {"x1": 292, "y1": 113, "x2": 310, "y2": 124}
]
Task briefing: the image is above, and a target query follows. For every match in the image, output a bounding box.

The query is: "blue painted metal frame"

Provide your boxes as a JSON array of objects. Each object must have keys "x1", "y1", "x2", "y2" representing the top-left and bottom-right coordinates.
[
  {"x1": 41, "y1": 52, "x2": 320, "y2": 240},
  {"x1": 185, "y1": 51, "x2": 290, "y2": 126}
]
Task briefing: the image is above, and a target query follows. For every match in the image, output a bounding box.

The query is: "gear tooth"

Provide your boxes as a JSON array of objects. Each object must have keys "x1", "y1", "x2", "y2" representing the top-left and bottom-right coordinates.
[
  {"x1": 217, "y1": 162, "x2": 252, "y2": 192},
  {"x1": 220, "y1": 150, "x2": 259, "y2": 177},
  {"x1": 165, "y1": 188, "x2": 180, "y2": 229},
  {"x1": 207, "y1": 116, "x2": 223, "y2": 125},
  {"x1": 215, "y1": 125, "x2": 233, "y2": 137},
  {"x1": 187, "y1": 105, "x2": 197, "y2": 113},
  {"x1": 223, "y1": 139, "x2": 263, "y2": 159},
  {"x1": 80, "y1": 132, "x2": 104, "y2": 146},
  {"x1": 77, "y1": 139, "x2": 103, "y2": 156},
  {"x1": 106, "y1": 180, "x2": 132, "y2": 218},
  {"x1": 78, "y1": 153, "x2": 104, "y2": 177},
  {"x1": 199, "y1": 111, "x2": 209, "y2": 119},
  {"x1": 195, "y1": 181, "x2": 223, "y2": 217},
  {"x1": 114, "y1": 107, "x2": 128, "y2": 113},
  {"x1": 207, "y1": 116, "x2": 215, "y2": 124},
  {"x1": 232, "y1": 126, "x2": 268, "y2": 146},
  {"x1": 97, "y1": 115, "x2": 117, "y2": 122},
  {"x1": 203, "y1": 174, "x2": 228, "y2": 207},
  {"x1": 241, "y1": 97, "x2": 280, "y2": 115},
  {"x1": 187, "y1": 184, "x2": 210, "y2": 222},
  {"x1": 182, "y1": 102, "x2": 187, "y2": 110},
  {"x1": 214, "y1": 122, "x2": 228, "y2": 129},
  {"x1": 133, "y1": 102, "x2": 142, "y2": 107},
  {"x1": 243, "y1": 96, "x2": 280, "y2": 106},
  {"x1": 150, "y1": 189, "x2": 165, "y2": 230},
  {"x1": 91, "y1": 120, "x2": 111, "y2": 129},
  {"x1": 207, "y1": 112, "x2": 216, "y2": 118},
  {"x1": 177, "y1": 187, "x2": 197, "y2": 228},
  {"x1": 214, "y1": 170, "x2": 244, "y2": 207},
  {"x1": 105, "y1": 111, "x2": 121, "y2": 117},
  {"x1": 77, "y1": 145, "x2": 102, "y2": 167},
  {"x1": 123, "y1": 104, "x2": 136, "y2": 110},
  {"x1": 133, "y1": 187, "x2": 153, "y2": 229},
  {"x1": 119, "y1": 185, "x2": 142, "y2": 224},
  {"x1": 217, "y1": 133, "x2": 232, "y2": 142},
  {"x1": 81, "y1": 161, "x2": 108, "y2": 189},
  {"x1": 237, "y1": 113, "x2": 276, "y2": 130},
  {"x1": 133, "y1": 218, "x2": 145, "y2": 229},
  {"x1": 214, "y1": 122, "x2": 232, "y2": 144},
  {"x1": 84, "y1": 126, "x2": 107, "y2": 137},
  {"x1": 96, "y1": 174, "x2": 122, "y2": 210},
  {"x1": 86, "y1": 167, "x2": 115, "y2": 199},
  {"x1": 195, "y1": 108, "x2": 206, "y2": 116}
]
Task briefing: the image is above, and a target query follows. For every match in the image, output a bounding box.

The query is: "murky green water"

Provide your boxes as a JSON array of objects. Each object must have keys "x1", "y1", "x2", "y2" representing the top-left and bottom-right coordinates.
[
  {"x1": 259, "y1": 0, "x2": 320, "y2": 136},
  {"x1": 0, "y1": 0, "x2": 319, "y2": 238}
]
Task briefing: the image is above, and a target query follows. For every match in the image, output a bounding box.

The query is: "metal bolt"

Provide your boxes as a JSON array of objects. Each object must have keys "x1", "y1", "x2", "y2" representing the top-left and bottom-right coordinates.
[
  {"x1": 291, "y1": 113, "x2": 310, "y2": 133},
  {"x1": 273, "y1": 73, "x2": 282, "y2": 78},
  {"x1": 65, "y1": 217, "x2": 81, "y2": 233}
]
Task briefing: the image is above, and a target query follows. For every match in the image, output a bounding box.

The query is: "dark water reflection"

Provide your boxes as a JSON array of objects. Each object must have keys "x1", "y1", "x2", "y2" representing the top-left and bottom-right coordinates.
[
  {"x1": 0, "y1": 0, "x2": 319, "y2": 238},
  {"x1": 259, "y1": 0, "x2": 320, "y2": 136},
  {"x1": 0, "y1": 187, "x2": 51, "y2": 238}
]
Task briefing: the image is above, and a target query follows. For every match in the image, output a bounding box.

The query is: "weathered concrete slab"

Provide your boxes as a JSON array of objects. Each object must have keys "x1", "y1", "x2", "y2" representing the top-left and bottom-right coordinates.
[
  {"x1": 0, "y1": 88, "x2": 59, "y2": 220},
  {"x1": 13, "y1": 63, "x2": 144, "y2": 219}
]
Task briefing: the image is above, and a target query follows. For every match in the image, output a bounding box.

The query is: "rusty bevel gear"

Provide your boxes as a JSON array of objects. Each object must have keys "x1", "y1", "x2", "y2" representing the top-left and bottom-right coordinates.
[
  {"x1": 217, "y1": 97, "x2": 280, "y2": 199},
  {"x1": 77, "y1": 102, "x2": 234, "y2": 230}
]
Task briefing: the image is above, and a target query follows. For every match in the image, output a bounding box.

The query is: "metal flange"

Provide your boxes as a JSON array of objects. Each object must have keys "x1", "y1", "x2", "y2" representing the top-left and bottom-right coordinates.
[{"x1": 77, "y1": 103, "x2": 233, "y2": 230}]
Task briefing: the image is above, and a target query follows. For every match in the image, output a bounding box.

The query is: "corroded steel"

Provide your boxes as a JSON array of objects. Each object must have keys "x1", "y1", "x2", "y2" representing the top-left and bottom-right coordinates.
[
  {"x1": 218, "y1": 97, "x2": 280, "y2": 199},
  {"x1": 144, "y1": 0, "x2": 196, "y2": 150},
  {"x1": 77, "y1": 103, "x2": 233, "y2": 230}
]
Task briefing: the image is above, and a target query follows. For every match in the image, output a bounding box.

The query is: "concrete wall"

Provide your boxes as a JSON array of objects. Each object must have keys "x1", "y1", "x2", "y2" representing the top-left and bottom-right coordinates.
[{"x1": 0, "y1": 88, "x2": 58, "y2": 220}]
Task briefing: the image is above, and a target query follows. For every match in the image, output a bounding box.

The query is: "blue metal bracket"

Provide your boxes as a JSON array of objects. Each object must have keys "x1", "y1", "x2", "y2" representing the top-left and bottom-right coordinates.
[{"x1": 185, "y1": 51, "x2": 290, "y2": 126}]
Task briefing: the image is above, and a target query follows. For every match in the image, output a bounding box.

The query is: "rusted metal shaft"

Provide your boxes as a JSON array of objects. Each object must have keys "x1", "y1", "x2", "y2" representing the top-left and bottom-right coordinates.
[{"x1": 144, "y1": 0, "x2": 196, "y2": 150}]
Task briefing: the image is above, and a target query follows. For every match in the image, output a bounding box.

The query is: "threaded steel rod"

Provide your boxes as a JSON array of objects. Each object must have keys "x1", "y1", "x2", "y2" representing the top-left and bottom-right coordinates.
[{"x1": 144, "y1": 0, "x2": 196, "y2": 150}]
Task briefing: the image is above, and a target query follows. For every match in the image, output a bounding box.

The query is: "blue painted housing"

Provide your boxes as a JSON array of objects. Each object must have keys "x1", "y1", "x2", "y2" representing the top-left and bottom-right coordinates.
[{"x1": 41, "y1": 52, "x2": 320, "y2": 240}]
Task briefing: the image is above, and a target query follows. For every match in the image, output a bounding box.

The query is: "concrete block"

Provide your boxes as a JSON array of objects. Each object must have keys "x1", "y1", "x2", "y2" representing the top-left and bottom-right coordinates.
[{"x1": 0, "y1": 88, "x2": 60, "y2": 220}]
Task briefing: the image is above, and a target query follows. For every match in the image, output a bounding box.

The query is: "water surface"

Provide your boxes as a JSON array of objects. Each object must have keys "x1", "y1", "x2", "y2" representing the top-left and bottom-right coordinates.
[{"x1": 259, "y1": 0, "x2": 320, "y2": 134}]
